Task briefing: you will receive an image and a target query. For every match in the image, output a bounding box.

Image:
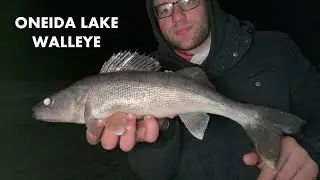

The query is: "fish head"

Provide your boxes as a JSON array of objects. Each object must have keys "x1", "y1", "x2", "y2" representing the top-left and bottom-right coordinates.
[{"x1": 32, "y1": 87, "x2": 85, "y2": 123}]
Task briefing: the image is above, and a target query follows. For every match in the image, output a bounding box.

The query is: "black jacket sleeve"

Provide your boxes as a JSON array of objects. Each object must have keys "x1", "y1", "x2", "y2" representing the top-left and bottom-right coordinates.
[
  {"x1": 127, "y1": 119, "x2": 182, "y2": 180},
  {"x1": 285, "y1": 35, "x2": 320, "y2": 165}
]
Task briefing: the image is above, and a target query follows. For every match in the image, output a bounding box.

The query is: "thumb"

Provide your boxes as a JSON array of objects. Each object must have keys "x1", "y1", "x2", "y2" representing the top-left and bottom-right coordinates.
[{"x1": 243, "y1": 151, "x2": 261, "y2": 167}]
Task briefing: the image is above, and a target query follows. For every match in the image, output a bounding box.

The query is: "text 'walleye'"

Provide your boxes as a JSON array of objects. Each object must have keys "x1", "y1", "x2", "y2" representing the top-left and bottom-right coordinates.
[{"x1": 15, "y1": 17, "x2": 119, "y2": 48}]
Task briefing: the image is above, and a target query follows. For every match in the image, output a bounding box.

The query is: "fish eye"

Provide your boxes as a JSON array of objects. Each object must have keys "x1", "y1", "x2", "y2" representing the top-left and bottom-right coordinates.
[{"x1": 43, "y1": 98, "x2": 51, "y2": 106}]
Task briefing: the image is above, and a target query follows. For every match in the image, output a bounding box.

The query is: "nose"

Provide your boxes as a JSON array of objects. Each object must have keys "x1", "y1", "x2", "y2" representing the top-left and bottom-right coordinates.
[{"x1": 171, "y1": 5, "x2": 186, "y2": 24}]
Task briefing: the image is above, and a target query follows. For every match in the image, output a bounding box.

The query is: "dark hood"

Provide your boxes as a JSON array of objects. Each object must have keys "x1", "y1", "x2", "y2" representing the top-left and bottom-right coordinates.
[{"x1": 145, "y1": 0, "x2": 253, "y2": 70}]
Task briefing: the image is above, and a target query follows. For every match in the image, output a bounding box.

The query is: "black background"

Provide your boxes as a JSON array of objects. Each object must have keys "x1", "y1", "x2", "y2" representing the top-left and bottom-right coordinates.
[{"x1": 2, "y1": 0, "x2": 319, "y2": 179}]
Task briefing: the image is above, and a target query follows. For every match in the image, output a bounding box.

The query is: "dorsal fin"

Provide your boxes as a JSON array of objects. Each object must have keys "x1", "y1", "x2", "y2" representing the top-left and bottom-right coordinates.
[
  {"x1": 99, "y1": 50, "x2": 162, "y2": 73},
  {"x1": 175, "y1": 67, "x2": 216, "y2": 90}
]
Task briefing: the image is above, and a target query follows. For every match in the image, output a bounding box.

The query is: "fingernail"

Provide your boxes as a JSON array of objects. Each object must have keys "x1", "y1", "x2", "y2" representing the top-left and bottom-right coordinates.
[
  {"x1": 145, "y1": 115, "x2": 152, "y2": 119},
  {"x1": 243, "y1": 154, "x2": 249, "y2": 163}
]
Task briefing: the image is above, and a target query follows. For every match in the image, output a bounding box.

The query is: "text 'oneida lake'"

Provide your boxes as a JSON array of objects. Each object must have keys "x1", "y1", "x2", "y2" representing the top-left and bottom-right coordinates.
[{"x1": 15, "y1": 17, "x2": 119, "y2": 48}]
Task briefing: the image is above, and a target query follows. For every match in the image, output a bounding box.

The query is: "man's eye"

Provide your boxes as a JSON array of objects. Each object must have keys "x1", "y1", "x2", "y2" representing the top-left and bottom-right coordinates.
[{"x1": 160, "y1": 8, "x2": 169, "y2": 14}]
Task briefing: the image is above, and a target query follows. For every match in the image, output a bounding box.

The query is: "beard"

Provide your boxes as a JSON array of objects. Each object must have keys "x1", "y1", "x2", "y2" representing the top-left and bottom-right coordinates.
[{"x1": 163, "y1": 20, "x2": 210, "y2": 51}]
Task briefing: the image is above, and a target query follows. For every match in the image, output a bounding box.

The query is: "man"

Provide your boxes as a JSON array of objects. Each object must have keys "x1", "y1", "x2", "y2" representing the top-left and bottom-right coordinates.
[{"x1": 86, "y1": 0, "x2": 320, "y2": 179}]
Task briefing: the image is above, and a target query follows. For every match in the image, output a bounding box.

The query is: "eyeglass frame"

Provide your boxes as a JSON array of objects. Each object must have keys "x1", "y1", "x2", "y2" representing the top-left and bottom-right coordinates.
[{"x1": 153, "y1": 0, "x2": 201, "y2": 19}]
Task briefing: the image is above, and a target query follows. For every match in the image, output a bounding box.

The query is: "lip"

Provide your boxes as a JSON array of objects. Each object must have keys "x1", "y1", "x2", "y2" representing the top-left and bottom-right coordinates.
[{"x1": 175, "y1": 26, "x2": 192, "y2": 35}]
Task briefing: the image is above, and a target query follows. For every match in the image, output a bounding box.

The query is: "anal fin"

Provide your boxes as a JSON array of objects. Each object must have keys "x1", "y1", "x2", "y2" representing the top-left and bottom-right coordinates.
[{"x1": 179, "y1": 112, "x2": 210, "y2": 140}]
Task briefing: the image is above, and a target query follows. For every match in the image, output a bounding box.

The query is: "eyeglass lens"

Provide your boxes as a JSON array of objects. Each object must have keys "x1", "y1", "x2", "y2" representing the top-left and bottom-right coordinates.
[{"x1": 154, "y1": 0, "x2": 200, "y2": 19}]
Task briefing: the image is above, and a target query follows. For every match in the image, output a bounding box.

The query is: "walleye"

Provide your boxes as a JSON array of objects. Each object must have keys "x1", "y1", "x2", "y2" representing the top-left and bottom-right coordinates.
[{"x1": 32, "y1": 50, "x2": 306, "y2": 169}]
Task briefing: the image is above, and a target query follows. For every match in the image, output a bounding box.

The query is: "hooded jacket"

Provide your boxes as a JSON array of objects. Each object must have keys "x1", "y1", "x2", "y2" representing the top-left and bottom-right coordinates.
[{"x1": 127, "y1": 0, "x2": 320, "y2": 179}]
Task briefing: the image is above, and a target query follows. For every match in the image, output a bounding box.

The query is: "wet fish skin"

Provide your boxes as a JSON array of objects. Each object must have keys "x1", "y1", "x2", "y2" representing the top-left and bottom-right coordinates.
[
  {"x1": 32, "y1": 51, "x2": 306, "y2": 169},
  {"x1": 32, "y1": 68, "x2": 305, "y2": 169},
  {"x1": 33, "y1": 69, "x2": 216, "y2": 122}
]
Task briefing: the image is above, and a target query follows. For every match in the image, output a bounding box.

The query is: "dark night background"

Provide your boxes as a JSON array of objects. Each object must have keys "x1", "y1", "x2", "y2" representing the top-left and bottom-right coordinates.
[{"x1": 1, "y1": 0, "x2": 319, "y2": 179}]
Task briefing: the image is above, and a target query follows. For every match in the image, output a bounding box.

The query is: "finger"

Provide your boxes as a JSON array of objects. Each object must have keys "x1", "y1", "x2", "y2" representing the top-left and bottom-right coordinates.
[
  {"x1": 275, "y1": 150, "x2": 307, "y2": 180},
  {"x1": 257, "y1": 163, "x2": 279, "y2": 180},
  {"x1": 86, "y1": 130, "x2": 100, "y2": 145},
  {"x1": 86, "y1": 119, "x2": 105, "y2": 145},
  {"x1": 292, "y1": 158, "x2": 319, "y2": 180},
  {"x1": 100, "y1": 128, "x2": 119, "y2": 150},
  {"x1": 143, "y1": 116, "x2": 159, "y2": 143},
  {"x1": 243, "y1": 152, "x2": 260, "y2": 166},
  {"x1": 136, "y1": 119, "x2": 146, "y2": 142},
  {"x1": 273, "y1": 137, "x2": 309, "y2": 179},
  {"x1": 119, "y1": 113, "x2": 137, "y2": 152}
]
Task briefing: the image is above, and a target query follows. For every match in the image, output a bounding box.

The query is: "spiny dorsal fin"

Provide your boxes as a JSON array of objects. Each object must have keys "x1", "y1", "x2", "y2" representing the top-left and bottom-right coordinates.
[
  {"x1": 175, "y1": 67, "x2": 216, "y2": 90},
  {"x1": 99, "y1": 50, "x2": 162, "y2": 73}
]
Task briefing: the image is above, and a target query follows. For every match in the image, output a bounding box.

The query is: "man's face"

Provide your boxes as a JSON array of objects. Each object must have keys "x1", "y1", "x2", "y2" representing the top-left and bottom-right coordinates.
[{"x1": 153, "y1": 0, "x2": 210, "y2": 51}]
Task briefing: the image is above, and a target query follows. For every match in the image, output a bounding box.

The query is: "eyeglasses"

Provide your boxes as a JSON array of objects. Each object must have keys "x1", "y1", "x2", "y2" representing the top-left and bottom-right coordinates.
[{"x1": 153, "y1": 0, "x2": 200, "y2": 19}]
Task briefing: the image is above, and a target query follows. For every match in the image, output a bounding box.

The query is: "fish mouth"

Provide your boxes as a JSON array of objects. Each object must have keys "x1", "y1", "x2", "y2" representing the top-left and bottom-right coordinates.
[
  {"x1": 32, "y1": 106, "x2": 42, "y2": 120},
  {"x1": 32, "y1": 103, "x2": 70, "y2": 123},
  {"x1": 32, "y1": 109, "x2": 56, "y2": 122},
  {"x1": 32, "y1": 103, "x2": 49, "y2": 120}
]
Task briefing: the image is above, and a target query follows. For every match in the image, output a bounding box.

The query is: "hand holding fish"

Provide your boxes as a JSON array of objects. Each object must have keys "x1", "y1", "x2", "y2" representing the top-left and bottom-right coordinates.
[
  {"x1": 86, "y1": 112, "x2": 165, "y2": 151},
  {"x1": 243, "y1": 136, "x2": 319, "y2": 180}
]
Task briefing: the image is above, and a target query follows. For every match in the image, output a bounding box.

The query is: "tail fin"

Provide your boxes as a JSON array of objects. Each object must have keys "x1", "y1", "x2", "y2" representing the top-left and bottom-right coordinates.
[{"x1": 243, "y1": 105, "x2": 306, "y2": 169}]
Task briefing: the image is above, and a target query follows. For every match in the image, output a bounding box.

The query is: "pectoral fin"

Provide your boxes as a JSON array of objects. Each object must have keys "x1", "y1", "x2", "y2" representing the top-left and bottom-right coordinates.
[
  {"x1": 179, "y1": 112, "x2": 210, "y2": 140},
  {"x1": 85, "y1": 105, "x2": 127, "y2": 137},
  {"x1": 84, "y1": 100, "x2": 102, "y2": 138},
  {"x1": 102, "y1": 112, "x2": 128, "y2": 136}
]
